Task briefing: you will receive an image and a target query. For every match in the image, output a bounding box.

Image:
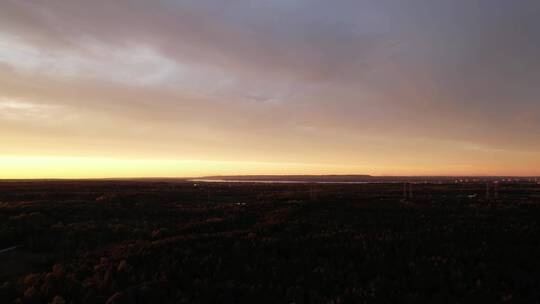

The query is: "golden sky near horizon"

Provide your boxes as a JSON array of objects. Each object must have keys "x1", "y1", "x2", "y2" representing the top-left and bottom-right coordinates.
[{"x1": 1, "y1": 1, "x2": 540, "y2": 178}]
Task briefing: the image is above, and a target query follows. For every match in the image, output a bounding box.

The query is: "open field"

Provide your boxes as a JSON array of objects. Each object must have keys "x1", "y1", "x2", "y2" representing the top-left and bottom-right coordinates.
[{"x1": 1, "y1": 180, "x2": 540, "y2": 303}]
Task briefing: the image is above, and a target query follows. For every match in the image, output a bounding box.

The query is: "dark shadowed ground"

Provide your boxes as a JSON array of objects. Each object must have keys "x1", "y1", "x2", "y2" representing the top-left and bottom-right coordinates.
[{"x1": 1, "y1": 180, "x2": 540, "y2": 303}]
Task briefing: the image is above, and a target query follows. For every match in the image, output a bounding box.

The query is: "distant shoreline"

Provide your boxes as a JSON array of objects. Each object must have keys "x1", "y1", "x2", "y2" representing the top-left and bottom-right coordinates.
[
  {"x1": 191, "y1": 175, "x2": 539, "y2": 184},
  {"x1": 0, "y1": 175, "x2": 538, "y2": 183}
]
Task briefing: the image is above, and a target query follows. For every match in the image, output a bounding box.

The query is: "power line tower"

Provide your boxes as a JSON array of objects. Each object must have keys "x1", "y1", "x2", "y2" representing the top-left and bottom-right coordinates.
[
  {"x1": 403, "y1": 182, "x2": 408, "y2": 199},
  {"x1": 403, "y1": 182, "x2": 414, "y2": 200},
  {"x1": 310, "y1": 186, "x2": 315, "y2": 202}
]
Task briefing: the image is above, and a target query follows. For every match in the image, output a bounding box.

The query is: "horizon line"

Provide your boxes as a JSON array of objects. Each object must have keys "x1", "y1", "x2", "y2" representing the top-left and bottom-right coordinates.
[{"x1": 1, "y1": 174, "x2": 539, "y2": 181}]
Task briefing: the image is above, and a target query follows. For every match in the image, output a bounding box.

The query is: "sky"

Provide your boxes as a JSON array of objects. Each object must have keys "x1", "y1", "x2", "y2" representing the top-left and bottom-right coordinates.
[{"x1": 1, "y1": 0, "x2": 540, "y2": 178}]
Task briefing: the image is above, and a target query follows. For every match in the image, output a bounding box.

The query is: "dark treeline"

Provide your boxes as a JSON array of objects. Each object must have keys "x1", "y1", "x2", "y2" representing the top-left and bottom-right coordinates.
[{"x1": 1, "y1": 181, "x2": 540, "y2": 303}]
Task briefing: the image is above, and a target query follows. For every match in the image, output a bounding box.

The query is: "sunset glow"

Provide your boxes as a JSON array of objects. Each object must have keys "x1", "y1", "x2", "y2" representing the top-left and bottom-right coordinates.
[{"x1": 1, "y1": 1, "x2": 539, "y2": 178}]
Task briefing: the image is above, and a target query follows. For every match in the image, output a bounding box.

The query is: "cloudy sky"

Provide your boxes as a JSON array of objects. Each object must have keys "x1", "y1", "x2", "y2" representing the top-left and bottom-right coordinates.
[{"x1": 1, "y1": 0, "x2": 539, "y2": 178}]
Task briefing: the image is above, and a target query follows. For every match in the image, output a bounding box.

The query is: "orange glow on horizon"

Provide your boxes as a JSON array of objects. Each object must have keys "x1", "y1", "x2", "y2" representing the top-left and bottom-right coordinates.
[
  {"x1": 0, "y1": 156, "x2": 538, "y2": 179},
  {"x1": 1, "y1": 2, "x2": 540, "y2": 178}
]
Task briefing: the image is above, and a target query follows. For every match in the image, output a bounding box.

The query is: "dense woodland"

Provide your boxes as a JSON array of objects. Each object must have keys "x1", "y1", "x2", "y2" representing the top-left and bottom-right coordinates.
[{"x1": 1, "y1": 180, "x2": 540, "y2": 303}]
